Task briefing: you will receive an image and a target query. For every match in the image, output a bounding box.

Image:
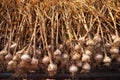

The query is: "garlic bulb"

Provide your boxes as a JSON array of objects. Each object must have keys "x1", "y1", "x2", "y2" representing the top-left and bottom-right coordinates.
[
  {"x1": 110, "y1": 47, "x2": 119, "y2": 54},
  {"x1": 95, "y1": 54, "x2": 103, "y2": 61},
  {"x1": 111, "y1": 34, "x2": 117, "y2": 40},
  {"x1": 93, "y1": 35, "x2": 101, "y2": 43},
  {"x1": 86, "y1": 39, "x2": 94, "y2": 46},
  {"x1": 69, "y1": 64, "x2": 78, "y2": 73},
  {"x1": 62, "y1": 53, "x2": 68, "y2": 59},
  {"x1": 82, "y1": 63, "x2": 91, "y2": 70},
  {"x1": 114, "y1": 37, "x2": 120, "y2": 43},
  {"x1": 5, "y1": 53, "x2": 13, "y2": 60},
  {"x1": 31, "y1": 57, "x2": 39, "y2": 65},
  {"x1": 103, "y1": 56, "x2": 111, "y2": 63},
  {"x1": 21, "y1": 54, "x2": 31, "y2": 62},
  {"x1": 36, "y1": 49, "x2": 41, "y2": 55},
  {"x1": 74, "y1": 45, "x2": 80, "y2": 50},
  {"x1": 8, "y1": 60, "x2": 14, "y2": 66},
  {"x1": 79, "y1": 37, "x2": 85, "y2": 43},
  {"x1": 47, "y1": 63, "x2": 57, "y2": 72},
  {"x1": 13, "y1": 55, "x2": 19, "y2": 61},
  {"x1": 76, "y1": 60, "x2": 82, "y2": 67},
  {"x1": 0, "y1": 50, "x2": 8, "y2": 56},
  {"x1": 117, "y1": 57, "x2": 120, "y2": 62},
  {"x1": 42, "y1": 55, "x2": 50, "y2": 64},
  {"x1": 81, "y1": 54, "x2": 90, "y2": 62},
  {"x1": 85, "y1": 50, "x2": 92, "y2": 56},
  {"x1": 72, "y1": 53, "x2": 81, "y2": 60},
  {"x1": 54, "y1": 49, "x2": 62, "y2": 56}
]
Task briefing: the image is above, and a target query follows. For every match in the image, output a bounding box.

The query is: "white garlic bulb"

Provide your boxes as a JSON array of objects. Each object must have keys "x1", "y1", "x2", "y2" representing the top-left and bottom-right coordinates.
[
  {"x1": 54, "y1": 49, "x2": 62, "y2": 56},
  {"x1": 103, "y1": 56, "x2": 111, "y2": 63},
  {"x1": 76, "y1": 60, "x2": 82, "y2": 67},
  {"x1": 110, "y1": 47, "x2": 119, "y2": 54},
  {"x1": 31, "y1": 57, "x2": 39, "y2": 65},
  {"x1": 5, "y1": 53, "x2": 13, "y2": 60},
  {"x1": 93, "y1": 35, "x2": 101, "y2": 43},
  {"x1": 21, "y1": 54, "x2": 31, "y2": 62},
  {"x1": 81, "y1": 54, "x2": 90, "y2": 62},
  {"x1": 69, "y1": 64, "x2": 78, "y2": 73},
  {"x1": 82, "y1": 63, "x2": 91, "y2": 70},
  {"x1": 86, "y1": 39, "x2": 94, "y2": 46},
  {"x1": 8, "y1": 60, "x2": 14, "y2": 66},
  {"x1": 85, "y1": 50, "x2": 92, "y2": 56},
  {"x1": 72, "y1": 53, "x2": 81, "y2": 60},
  {"x1": 42, "y1": 55, "x2": 50, "y2": 64},
  {"x1": 95, "y1": 54, "x2": 103, "y2": 61},
  {"x1": 47, "y1": 63, "x2": 57, "y2": 72},
  {"x1": 62, "y1": 53, "x2": 68, "y2": 59}
]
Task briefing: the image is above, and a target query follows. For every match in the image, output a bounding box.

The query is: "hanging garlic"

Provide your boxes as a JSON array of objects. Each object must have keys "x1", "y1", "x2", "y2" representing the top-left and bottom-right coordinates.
[
  {"x1": 47, "y1": 63, "x2": 57, "y2": 76},
  {"x1": 72, "y1": 53, "x2": 81, "y2": 60},
  {"x1": 110, "y1": 47, "x2": 119, "y2": 54},
  {"x1": 21, "y1": 54, "x2": 31, "y2": 62},
  {"x1": 93, "y1": 35, "x2": 101, "y2": 43},
  {"x1": 62, "y1": 53, "x2": 69, "y2": 59},
  {"x1": 74, "y1": 44, "x2": 80, "y2": 50},
  {"x1": 54, "y1": 49, "x2": 62, "y2": 56},
  {"x1": 5, "y1": 53, "x2": 13, "y2": 60},
  {"x1": 117, "y1": 56, "x2": 120, "y2": 62},
  {"x1": 42, "y1": 55, "x2": 50, "y2": 64},
  {"x1": 103, "y1": 56, "x2": 111, "y2": 66},
  {"x1": 69, "y1": 64, "x2": 78, "y2": 74},
  {"x1": 0, "y1": 50, "x2": 8, "y2": 56},
  {"x1": 47, "y1": 63, "x2": 57, "y2": 72},
  {"x1": 8, "y1": 60, "x2": 14, "y2": 66},
  {"x1": 82, "y1": 62, "x2": 91, "y2": 71},
  {"x1": 113, "y1": 37, "x2": 120, "y2": 43},
  {"x1": 85, "y1": 50, "x2": 92, "y2": 56},
  {"x1": 76, "y1": 60, "x2": 82, "y2": 67},
  {"x1": 86, "y1": 38, "x2": 95, "y2": 46},
  {"x1": 31, "y1": 57, "x2": 39, "y2": 65},
  {"x1": 81, "y1": 54, "x2": 90, "y2": 62},
  {"x1": 94, "y1": 54, "x2": 103, "y2": 61}
]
